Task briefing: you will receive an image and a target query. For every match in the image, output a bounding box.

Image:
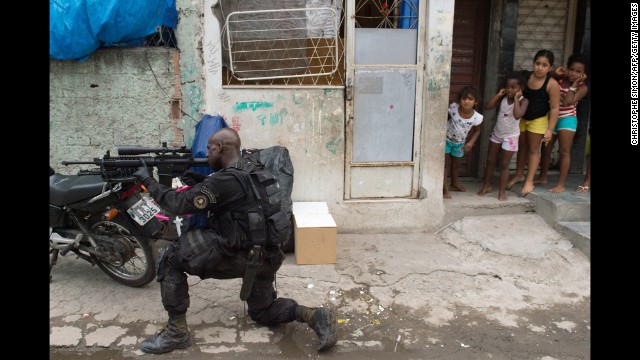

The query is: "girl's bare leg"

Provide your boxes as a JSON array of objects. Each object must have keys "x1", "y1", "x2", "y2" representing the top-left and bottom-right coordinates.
[
  {"x1": 535, "y1": 134, "x2": 557, "y2": 184},
  {"x1": 549, "y1": 130, "x2": 576, "y2": 193},
  {"x1": 498, "y1": 150, "x2": 516, "y2": 200},
  {"x1": 507, "y1": 131, "x2": 527, "y2": 189},
  {"x1": 521, "y1": 131, "x2": 544, "y2": 196},
  {"x1": 449, "y1": 155, "x2": 466, "y2": 192},
  {"x1": 443, "y1": 153, "x2": 452, "y2": 199},
  {"x1": 478, "y1": 142, "x2": 501, "y2": 196},
  {"x1": 577, "y1": 155, "x2": 590, "y2": 192}
]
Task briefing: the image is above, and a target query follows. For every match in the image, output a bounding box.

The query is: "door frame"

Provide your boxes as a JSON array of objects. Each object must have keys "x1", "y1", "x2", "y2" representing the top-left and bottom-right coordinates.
[{"x1": 343, "y1": 0, "x2": 427, "y2": 200}]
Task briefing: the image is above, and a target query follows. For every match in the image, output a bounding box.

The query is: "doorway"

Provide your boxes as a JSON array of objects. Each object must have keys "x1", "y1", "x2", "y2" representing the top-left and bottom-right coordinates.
[
  {"x1": 448, "y1": 0, "x2": 489, "y2": 177},
  {"x1": 344, "y1": 0, "x2": 424, "y2": 199}
]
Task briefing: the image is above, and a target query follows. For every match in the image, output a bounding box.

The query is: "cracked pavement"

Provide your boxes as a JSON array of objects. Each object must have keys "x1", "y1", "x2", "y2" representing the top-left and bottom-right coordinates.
[{"x1": 50, "y1": 213, "x2": 590, "y2": 359}]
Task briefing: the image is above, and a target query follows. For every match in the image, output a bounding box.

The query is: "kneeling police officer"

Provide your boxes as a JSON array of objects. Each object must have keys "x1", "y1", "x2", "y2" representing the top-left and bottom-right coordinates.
[{"x1": 133, "y1": 128, "x2": 337, "y2": 354}]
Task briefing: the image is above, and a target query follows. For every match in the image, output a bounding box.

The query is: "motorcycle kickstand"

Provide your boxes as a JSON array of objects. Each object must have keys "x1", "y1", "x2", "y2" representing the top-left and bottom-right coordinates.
[{"x1": 50, "y1": 248, "x2": 59, "y2": 282}]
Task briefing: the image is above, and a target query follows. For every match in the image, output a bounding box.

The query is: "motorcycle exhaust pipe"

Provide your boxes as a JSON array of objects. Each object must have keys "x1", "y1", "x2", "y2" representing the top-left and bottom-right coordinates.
[
  {"x1": 50, "y1": 232, "x2": 84, "y2": 255},
  {"x1": 51, "y1": 232, "x2": 107, "y2": 258},
  {"x1": 50, "y1": 232, "x2": 78, "y2": 246}
]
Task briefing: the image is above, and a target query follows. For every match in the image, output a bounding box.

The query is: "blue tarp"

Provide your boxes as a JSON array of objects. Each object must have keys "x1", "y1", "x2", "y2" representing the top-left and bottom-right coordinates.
[
  {"x1": 399, "y1": 0, "x2": 419, "y2": 29},
  {"x1": 50, "y1": 0, "x2": 178, "y2": 61},
  {"x1": 190, "y1": 114, "x2": 229, "y2": 176},
  {"x1": 188, "y1": 114, "x2": 228, "y2": 229}
]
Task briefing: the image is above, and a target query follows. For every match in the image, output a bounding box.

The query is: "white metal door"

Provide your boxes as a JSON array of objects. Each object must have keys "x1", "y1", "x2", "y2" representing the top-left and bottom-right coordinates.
[{"x1": 344, "y1": 0, "x2": 425, "y2": 199}]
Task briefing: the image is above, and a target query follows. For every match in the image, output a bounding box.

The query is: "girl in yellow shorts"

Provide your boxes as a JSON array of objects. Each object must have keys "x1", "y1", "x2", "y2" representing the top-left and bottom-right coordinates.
[{"x1": 506, "y1": 50, "x2": 560, "y2": 196}]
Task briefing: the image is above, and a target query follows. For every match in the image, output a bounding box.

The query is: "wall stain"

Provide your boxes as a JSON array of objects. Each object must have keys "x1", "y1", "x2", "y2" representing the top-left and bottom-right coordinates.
[
  {"x1": 187, "y1": 85, "x2": 203, "y2": 117},
  {"x1": 323, "y1": 89, "x2": 339, "y2": 96},
  {"x1": 427, "y1": 73, "x2": 450, "y2": 93},
  {"x1": 233, "y1": 101, "x2": 274, "y2": 112},
  {"x1": 325, "y1": 138, "x2": 342, "y2": 154},
  {"x1": 292, "y1": 94, "x2": 304, "y2": 105}
]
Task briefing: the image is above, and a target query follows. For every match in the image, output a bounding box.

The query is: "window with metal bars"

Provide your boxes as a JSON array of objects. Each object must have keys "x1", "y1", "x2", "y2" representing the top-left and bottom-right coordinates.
[
  {"x1": 354, "y1": 0, "x2": 419, "y2": 29},
  {"x1": 513, "y1": 0, "x2": 570, "y2": 71},
  {"x1": 214, "y1": 0, "x2": 346, "y2": 86}
]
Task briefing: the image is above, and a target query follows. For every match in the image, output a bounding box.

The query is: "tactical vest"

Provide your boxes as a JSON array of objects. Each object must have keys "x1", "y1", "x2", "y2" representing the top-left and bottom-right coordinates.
[{"x1": 209, "y1": 159, "x2": 290, "y2": 250}]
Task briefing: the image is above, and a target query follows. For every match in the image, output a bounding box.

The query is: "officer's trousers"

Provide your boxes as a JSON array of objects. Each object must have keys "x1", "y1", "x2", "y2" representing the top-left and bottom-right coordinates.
[{"x1": 155, "y1": 228, "x2": 298, "y2": 325}]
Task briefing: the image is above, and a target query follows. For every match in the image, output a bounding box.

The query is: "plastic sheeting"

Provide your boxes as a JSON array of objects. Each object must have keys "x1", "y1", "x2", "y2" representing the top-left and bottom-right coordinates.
[
  {"x1": 190, "y1": 115, "x2": 229, "y2": 176},
  {"x1": 50, "y1": 0, "x2": 178, "y2": 61}
]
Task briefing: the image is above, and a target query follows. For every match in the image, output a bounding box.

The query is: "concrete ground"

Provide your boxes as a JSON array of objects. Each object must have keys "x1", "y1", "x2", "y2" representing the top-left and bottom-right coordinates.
[{"x1": 50, "y1": 189, "x2": 591, "y2": 360}]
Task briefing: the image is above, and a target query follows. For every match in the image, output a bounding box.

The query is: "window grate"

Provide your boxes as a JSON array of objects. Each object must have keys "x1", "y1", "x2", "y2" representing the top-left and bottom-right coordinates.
[
  {"x1": 354, "y1": 0, "x2": 419, "y2": 29},
  {"x1": 225, "y1": 7, "x2": 339, "y2": 81},
  {"x1": 221, "y1": 1, "x2": 345, "y2": 87},
  {"x1": 514, "y1": 0, "x2": 569, "y2": 70}
]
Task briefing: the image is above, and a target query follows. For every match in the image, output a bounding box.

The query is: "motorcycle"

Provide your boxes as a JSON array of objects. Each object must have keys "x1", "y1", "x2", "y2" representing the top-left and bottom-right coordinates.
[
  {"x1": 48, "y1": 143, "x2": 292, "y2": 287},
  {"x1": 49, "y1": 165, "x2": 162, "y2": 287}
]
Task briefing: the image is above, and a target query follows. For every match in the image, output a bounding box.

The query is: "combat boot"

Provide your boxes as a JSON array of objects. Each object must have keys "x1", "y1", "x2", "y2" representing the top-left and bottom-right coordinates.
[
  {"x1": 140, "y1": 314, "x2": 192, "y2": 354},
  {"x1": 296, "y1": 305, "x2": 338, "y2": 351}
]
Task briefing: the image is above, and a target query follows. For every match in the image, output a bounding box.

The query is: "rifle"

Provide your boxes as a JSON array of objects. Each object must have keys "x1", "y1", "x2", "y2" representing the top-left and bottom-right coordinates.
[{"x1": 62, "y1": 142, "x2": 211, "y2": 187}]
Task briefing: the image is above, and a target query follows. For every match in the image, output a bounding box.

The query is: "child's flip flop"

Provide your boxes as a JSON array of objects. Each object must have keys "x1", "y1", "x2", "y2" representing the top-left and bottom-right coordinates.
[{"x1": 576, "y1": 185, "x2": 589, "y2": 193}]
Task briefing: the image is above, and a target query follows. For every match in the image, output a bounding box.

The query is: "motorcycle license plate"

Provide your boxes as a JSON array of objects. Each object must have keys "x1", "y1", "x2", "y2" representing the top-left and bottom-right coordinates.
[{"x1": 127, "y1": 197, "x2": 161, "y2": 226}]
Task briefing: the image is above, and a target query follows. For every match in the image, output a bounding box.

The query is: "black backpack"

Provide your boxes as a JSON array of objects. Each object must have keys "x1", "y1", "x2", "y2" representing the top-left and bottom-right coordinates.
[{"x1": 241, "y1": 146, "x2": 294, "y2": 252}]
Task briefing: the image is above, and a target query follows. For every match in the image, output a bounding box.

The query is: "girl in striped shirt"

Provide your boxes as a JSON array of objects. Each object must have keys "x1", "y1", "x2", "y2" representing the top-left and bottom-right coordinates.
[{"x1": 535, "y1": 53, "x2": 589, "y2": 193}]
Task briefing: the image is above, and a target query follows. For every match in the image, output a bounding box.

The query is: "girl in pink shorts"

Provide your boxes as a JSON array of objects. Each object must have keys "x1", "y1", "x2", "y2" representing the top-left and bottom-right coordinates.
[{"x1": 478, "y1": 72, "x2": 530, "y2": 201}]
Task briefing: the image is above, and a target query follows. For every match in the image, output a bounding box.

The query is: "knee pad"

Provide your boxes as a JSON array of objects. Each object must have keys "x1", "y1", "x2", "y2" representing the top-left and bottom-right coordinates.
[
  {"x1": 156, "y1": 245, "x2": 172, "y2": 282},
  {"x1": 158, "y1": 248, "x2": 189, "y2": 313}
]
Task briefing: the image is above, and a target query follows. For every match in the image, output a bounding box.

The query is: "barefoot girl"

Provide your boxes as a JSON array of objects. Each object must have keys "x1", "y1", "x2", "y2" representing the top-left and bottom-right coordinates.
[
  {"x1": 478, "y1": 72, "x2": 529, "y2": 200},
  {"x1": 443, "y1": 86, "x2": 483, "y2": 199},
  {"x1": 535, "y1": 53, "x2": 589, "y2": 193},
  {"x1": 516, "y1": 50, "x2": 560, "y2": 196}
]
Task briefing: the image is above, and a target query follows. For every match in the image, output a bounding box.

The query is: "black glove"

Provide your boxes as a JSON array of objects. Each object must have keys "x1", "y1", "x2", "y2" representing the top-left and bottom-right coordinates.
[
  {"x1": 179, "y1": 170, "x2": 208, "y2": 186},
  {"x1": 133, "y1": 158, "x2": 154, "y2": 187}
]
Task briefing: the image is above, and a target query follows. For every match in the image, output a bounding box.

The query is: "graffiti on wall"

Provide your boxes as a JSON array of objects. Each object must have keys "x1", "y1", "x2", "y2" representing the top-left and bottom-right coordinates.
[
  {"x1": 233, "y1": 101, "x2": 291, "y2": 127},
  {"x1": 230, "y1": 116, "x2": 241, "y2": 131},
  {"x1": 217, "y1": 90, "x2": 232, "y2": 103},
  {"x1": 233, "y1": 101, "x2": 274, "y2": 112},
  {"x1": 256, "y1": 108, "x2": 288, "y2": 126},
  {"x1": 204, "y1": 39, "x2": 221, "y2": 76}
]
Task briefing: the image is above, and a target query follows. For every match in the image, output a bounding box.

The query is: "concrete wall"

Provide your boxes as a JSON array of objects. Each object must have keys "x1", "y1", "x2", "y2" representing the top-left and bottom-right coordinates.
[
  {"x1": 202, "y1": 0, "x2": 453, "y2": 232},
  {"x1": 50, "y1": 48, "x2": 180, "y2": 175},
  {"x1": 49, "y1": 0, "x2": 454, "y2": 233},
  {"x1": 50, "y1": 0, "x2": 207, "y2": 175},
  {"x1": 175, "y1": 0, "x2": 207, "y2": 145}
]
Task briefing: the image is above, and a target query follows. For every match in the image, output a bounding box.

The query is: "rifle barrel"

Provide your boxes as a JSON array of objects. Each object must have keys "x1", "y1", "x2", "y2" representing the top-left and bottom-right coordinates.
[
  {"x1": 118, "y1": 145, "x2": 192, "y2": 155},
  {"x1": 62, "y1": 158, "x2": 210, "y2": 167}
]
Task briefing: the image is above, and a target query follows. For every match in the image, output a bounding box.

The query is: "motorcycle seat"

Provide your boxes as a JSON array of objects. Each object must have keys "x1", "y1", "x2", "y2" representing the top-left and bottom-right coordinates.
[{"x1": 50, "y1": 174, "x2": 107, "y2": 206}]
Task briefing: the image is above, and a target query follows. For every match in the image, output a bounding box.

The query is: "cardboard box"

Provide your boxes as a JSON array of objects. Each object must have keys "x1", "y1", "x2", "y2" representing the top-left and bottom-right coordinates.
[{"x1": 294, "y1": 213, "x2": 337, "y2": 265}]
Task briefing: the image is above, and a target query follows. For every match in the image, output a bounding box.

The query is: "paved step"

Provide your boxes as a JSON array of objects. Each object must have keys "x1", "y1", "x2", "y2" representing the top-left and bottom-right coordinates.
[
  {"x1": 444, "y1": 173, "x2": 590, "y2": 260},
  {"x1": 506, "y1": 174, "x2": 590, "y2": 259},
  {"x1": 557, "y1": 221, "x2": 590, "y2": 259},
  {"x1": 442, "y1": 178, "x2": 536, "y2": 227},
  {"x1": 508, "y1": 179, "x2": 590, "y2": 223}
]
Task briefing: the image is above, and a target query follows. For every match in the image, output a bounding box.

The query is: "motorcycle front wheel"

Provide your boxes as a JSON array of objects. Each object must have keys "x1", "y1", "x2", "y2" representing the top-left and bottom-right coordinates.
[{"x1": 89, "y1": 218, "x2": 156, "y2": 287}]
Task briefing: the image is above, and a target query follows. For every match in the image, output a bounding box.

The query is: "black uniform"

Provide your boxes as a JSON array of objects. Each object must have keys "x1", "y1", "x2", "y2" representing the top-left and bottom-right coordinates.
[{"x1": 146, "y1": 159, "x2": 298, "y2": 325}]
